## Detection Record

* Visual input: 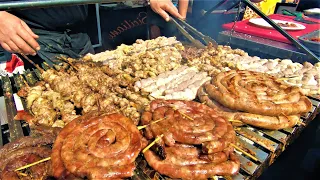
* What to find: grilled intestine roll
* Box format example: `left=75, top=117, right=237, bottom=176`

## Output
left=0, top=131, right=56, bottom=180
left=51, top=112, right=144, bottom=179
left=205, top=70, right=312, bottom=116
left=198, top=70, right=312, bottom=130
left=141, top=100, right=240, bottom=179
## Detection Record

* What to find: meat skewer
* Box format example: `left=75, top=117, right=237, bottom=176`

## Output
left=16, top=81, right=79, bottom=127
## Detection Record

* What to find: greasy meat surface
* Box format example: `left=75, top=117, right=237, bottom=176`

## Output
left=0, top=134, right=55, bottom=180
left=141, top=100, right=240, bottom=179
left=51, top=112, right=143, bottom=179
left=204, top=70, right=312, bottom=116
left=198, top=84, right=299, bottom=130
left=40, top=64, right=144, bottom=125
left=134, top=66, right=211, bottom=100
left=16, top=81, right=79, bottom=128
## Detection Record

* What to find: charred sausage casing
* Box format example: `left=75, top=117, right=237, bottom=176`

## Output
left=141, top=100, right=240, bottom=179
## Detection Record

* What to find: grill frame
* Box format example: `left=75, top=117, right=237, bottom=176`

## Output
left=0, top=66, right=319, bottom=180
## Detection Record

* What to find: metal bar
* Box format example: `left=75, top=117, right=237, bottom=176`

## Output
left=0, top=96, right=4, bottom=146
left=0, top=122, right=2, bottom=147
left=236, top=127, right=279, bottom=152
left=232, top=173, right=248, bottom=180
left=235, top=153, right=259, bottom=175
left=237, top=136, right=269, bottom=163
left=2, top=76, right=24, bottom=142
left=195, top=0, right=228, bottom=25
left=92, top=3, right=102, bottom=48
left=242, top=0, right=320, bottom=62
left=0, top=0, right=123, bottom=11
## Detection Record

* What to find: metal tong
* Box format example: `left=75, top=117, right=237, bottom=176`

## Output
left=169, top=16, right=218, bottom=49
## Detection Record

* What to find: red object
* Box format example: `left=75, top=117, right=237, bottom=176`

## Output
left=5, top=54, right=24, bottom=73
left=222, top=14, right=320, bottom=44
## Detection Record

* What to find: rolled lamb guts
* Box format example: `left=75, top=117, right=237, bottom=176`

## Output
left=141, top=100, right=240, bottom=179
left=0, top=133, right=55, bottom=179
left=51, top=112, right=144, bottom=179
left=205, top=70, right=312, bottom=116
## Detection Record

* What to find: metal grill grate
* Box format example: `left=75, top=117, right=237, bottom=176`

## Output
left=0, top=66, right=319, bottom=180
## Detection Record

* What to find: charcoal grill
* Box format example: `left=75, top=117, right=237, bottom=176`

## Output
left=0, top=64, right=319, bottom=180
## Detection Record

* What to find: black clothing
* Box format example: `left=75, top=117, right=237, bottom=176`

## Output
left=0, top=0, right=88, bottom=32
left=0, top=2, right=93, bottom=65
left=34, top=29, right=94, bottom=64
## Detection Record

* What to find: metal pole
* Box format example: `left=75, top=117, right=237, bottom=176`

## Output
left=242, top=0, right=319, bottom=62
left=92, top=3, right=102, bottom=48
left=194, top=0, right=228, bottom=26
left=0, top=0, right=124, bottom=11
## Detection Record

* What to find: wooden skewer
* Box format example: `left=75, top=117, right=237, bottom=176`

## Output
left=138, top=118, right=166, bottom=130
left=169, top=105, right=194, bottom=121
left=142, top=134, right=164, bottom=153
left=278, top=76, right=300, bottom=81
left=43, top=62, right=51, bottom=68
left=230, top=143, right=258, bottom=162
left=296, top=121, right=306, bottom=126
left=60, top=57, right=79, bottom=71
left=20, top=54, right=44, bottom=73
left=15, top=157, right=51, bottom=171
left=19, top=74, right=30, bottom=88
left=212, top=176, right=219, bottom=180
left=18, top=172, right=28, bottom=177
left=228, top=119, right=243, bottom=123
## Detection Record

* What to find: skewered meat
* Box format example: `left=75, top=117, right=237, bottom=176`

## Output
left=182, top=44, right=230, bottom=76
left=134, top=66, right=211, bottom=101
left=52, top=112, right=144, bottom=179
left=141, top=100, right=240, bottom=179
left=42, top=69, right=100, bottom=113
left=198, top=85, right=299, bottom=130
left=204, top=70, right=312, bottom=116
left=86, top=36, right=183, bottom=62
left=87, top=37, right=183, bottom=84
left=219, top=51, right=320, bottom=97
left=17, top=81, right=79, bottom=127
left=71, top=62, right=145, bottom=123
left=0, top=132, right=56, bottom=180
left=25, top=63, right=143, bottom=125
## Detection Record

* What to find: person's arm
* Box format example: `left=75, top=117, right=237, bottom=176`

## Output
left=0, top=11, right=40, bottom=55
left=178, top=0, right=189, bottom=20
left=149, top=0, right=184, bottom=21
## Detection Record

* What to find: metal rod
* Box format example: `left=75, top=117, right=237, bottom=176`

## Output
left=0, top=0, right=123, bottom=11
left=2, top=76, right=24, bottom=142
left=242, top=0, right=319, bottom=62
left=92, top=3, right=102, bottom=48
left=195, top=0, right=228, bottom=26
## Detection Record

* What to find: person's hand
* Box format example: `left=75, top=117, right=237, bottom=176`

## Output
left=149, top=0, right=184, bottom=21
left=0, top=11, right=40, bottom=55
